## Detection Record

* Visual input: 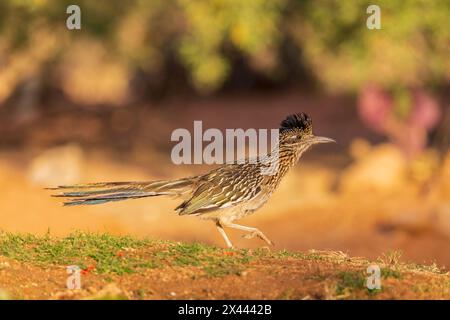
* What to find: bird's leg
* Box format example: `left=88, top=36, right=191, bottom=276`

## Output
left=223, top=222, right=274, bottom=246
left=215, top=221, right=234, bottom=248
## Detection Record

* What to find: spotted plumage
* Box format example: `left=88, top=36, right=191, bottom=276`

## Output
left=49, top=113, right=334, bottom=248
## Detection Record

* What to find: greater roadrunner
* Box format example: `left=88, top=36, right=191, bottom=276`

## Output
left=50, top=113, right=334, bottom=248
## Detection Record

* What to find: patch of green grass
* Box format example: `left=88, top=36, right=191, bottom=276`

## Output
left=271, top=249, right=306, bottom=259
left=0, top=231, right=153, bottom=274
left=0, top=231, right=255, bottom=277
left=381, top=267, right=402, bottom=279
left=158, top=242, right=254, bottom=277
left=335, top=270, right=383, bottom=297
left=0, top=231, right=437, bottom=283
left=335, top=271, right=366, bottom=296
left=413, top=279, right=450, bottom=295
left=335, top=267, right=403, bottom=298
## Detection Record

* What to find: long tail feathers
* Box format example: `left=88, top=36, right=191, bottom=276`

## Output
left=48, top=178, right=194, bottom=206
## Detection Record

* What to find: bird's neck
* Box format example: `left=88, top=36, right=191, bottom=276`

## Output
left=278, top=142, right=310, bottom=166
left=261, top=143, right=309, bottom=179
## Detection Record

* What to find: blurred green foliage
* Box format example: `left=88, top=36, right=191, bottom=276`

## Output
left=0, top=0, right=448, bottom=104
left=292, top=0, right=450, bottom=92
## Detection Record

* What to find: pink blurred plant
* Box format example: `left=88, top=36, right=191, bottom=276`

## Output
left=358, top=84, right=441, bottom=157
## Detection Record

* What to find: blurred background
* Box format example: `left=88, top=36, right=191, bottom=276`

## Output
left=0, top=0, right=450, bottom=268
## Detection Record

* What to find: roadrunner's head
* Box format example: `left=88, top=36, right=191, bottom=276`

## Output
left=279, top=113, right=335, bottom=151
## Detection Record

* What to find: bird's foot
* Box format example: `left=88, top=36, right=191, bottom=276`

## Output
left=243, top=230, right=274, bottom=246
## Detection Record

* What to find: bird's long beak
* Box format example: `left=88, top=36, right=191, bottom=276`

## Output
left=309, top=135, right=336, bottom=145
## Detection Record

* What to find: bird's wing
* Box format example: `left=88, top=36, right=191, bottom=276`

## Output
left=175, top=164, right=264, bottom=215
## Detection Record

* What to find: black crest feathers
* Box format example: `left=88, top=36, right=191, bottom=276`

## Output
left=280, top=113, right=312, bottom=133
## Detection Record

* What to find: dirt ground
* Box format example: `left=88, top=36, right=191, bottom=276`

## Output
left=0, top=243, right=448, bottom=300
